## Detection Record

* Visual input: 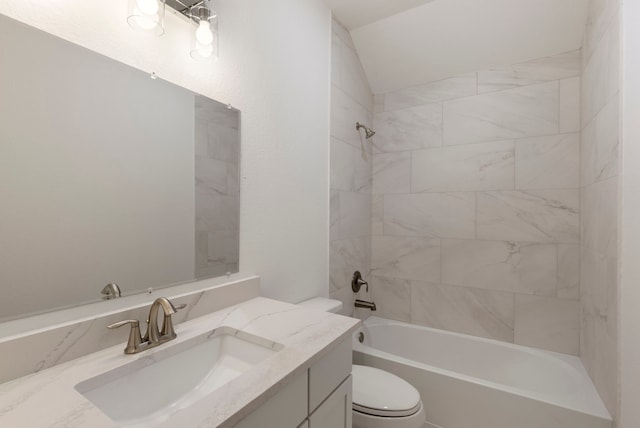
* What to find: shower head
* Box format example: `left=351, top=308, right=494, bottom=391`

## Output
left=356, top=122, right=376, bottom=139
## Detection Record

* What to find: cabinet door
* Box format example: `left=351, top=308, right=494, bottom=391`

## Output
left=309, top=338, right=351, bottom=412
left=234, top=373, right=308, bottom=428
left=309, top=376, right=352, bottom=428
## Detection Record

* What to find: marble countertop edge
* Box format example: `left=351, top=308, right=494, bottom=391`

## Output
left=0, top=297, right=361, bottom=428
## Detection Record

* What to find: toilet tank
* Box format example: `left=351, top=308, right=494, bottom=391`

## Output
left=298, top=297, right=343, bottom=313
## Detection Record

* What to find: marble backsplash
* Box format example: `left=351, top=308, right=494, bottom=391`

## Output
left=0, top=275, right=260, bottom=384
left=371, top=50, right=582, bottom=355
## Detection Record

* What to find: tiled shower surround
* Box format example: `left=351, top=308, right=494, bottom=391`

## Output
left=580, top=0, right=620, bottom=417
left=329, top=5, right=620, bottom=420
left=370, top=51, right=582, bottom=355
left=329, top=18, right=374, bottom=314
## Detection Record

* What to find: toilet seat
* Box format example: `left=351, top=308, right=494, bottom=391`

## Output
left=352, top=365, right=422, bottom=418
left=353, top=402, right=423, bottom=418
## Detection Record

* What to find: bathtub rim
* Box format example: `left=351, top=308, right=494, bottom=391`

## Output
left=353, top=316, right=611, bottom=421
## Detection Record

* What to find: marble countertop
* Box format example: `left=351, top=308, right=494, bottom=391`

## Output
left=0, top=297, right=360, bottom=427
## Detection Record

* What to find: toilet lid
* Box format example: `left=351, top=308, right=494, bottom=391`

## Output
left=352, top=365, right=422, bottom=418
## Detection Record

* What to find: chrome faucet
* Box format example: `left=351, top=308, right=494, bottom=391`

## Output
left=108, top=297, right=186, bottom=355
left=355, top=299, right=377, bottom=311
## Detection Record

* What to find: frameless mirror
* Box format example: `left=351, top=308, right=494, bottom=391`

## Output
left=0, top=14, right=240, bottom=322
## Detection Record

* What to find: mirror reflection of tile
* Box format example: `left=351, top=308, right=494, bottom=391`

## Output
left=0, top=14, right=240, bottom=322
left=195, top=96, right=240, bottom=279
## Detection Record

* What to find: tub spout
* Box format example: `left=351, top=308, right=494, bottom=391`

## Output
left=355, top=299, right=376, bottom=311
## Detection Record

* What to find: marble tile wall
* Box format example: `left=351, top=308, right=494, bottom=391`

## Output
left=329, top=18, right=374, bottom=316
left=371, top=50, right=582, bottom=355
left=579, top=0, right=620, bottom=417
left=195, top=98, right=240, bottom=279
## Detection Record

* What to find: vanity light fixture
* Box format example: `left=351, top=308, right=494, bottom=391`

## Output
left=127, top=0, right=166, bottom=36
left=188, top=1, right=218, bottom=61
left=127, top=0, right=218, bottom=62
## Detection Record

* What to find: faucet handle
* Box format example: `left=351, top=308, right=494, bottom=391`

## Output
left=160, top=303, right=187, bottom=339
left=107, top=320, right=143, bottom=354
left=107, top=319, right=138, bottom=329
left=352, top=271, right=369, bottom=293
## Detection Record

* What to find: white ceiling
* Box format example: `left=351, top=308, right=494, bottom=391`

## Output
left=329, top=0, right=589, bottom=94
left=323, top=0, right=435, bottom=30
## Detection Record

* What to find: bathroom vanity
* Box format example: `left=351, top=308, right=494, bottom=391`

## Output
left=235, top=336, right=353, bottom=428
left=0, top=297, right=359, bottom=427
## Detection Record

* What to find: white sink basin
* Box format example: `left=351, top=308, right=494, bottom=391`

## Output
left=75, top=327, right=283, bottom=427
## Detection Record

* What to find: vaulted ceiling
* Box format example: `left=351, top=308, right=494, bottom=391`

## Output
left=325, top=0, right=589, bottom=94
left=322, top=0, right=435, bottom=30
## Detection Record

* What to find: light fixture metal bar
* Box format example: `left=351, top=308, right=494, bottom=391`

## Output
left=166, top=0, right=207, bottom=21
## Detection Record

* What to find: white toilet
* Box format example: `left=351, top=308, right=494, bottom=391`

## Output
left=299, top=298, right=426, bottom=428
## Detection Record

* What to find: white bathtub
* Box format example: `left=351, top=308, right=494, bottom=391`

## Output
left=352, top=317, right=612, bottom=428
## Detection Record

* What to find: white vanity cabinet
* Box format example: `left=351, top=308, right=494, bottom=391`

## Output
left=235, top=338, right=352, bottom=428
left=308, top=376, right=352, bottom=428
left=233, top=372, right=308, bottom=428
